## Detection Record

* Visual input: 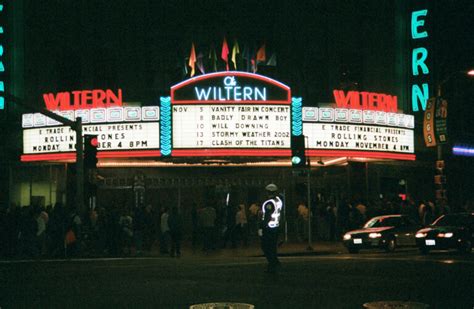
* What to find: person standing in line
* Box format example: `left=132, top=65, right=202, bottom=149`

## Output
left=248, top=202, right=259, bottom=243
left=296, top=202, right=309, bottom=241
left=160, top=207, right=170, bottom=254
left=191, top=203, right=199, bottom=249
left=199, top=203, right=217, bottom=252
left=235, top=204, right=248, bottom=247
left=259, top=183, right=283, bottom=274
left=168, top=206, right=182, bottom=257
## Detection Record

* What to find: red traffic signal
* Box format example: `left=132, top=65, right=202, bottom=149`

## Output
left=84, top=135, right=98, bottom=169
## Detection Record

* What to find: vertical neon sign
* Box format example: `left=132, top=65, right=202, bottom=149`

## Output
left=410, top=8, right=430, bottom=112
left=0, top=3, right=4, bottom=109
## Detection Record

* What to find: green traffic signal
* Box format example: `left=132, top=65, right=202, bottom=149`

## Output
left=292, top=156, right=302, bottom=165
left=291, top=135, right=306, bottom=167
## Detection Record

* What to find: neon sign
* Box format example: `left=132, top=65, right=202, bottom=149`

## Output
left=43, top=89, right=123, bottom=111
left=170, top=72, right=292, bottom=157
left=194, top=76, right=267, bottom=101
left=0, top=3, right=5, bottom=109
left=411, top=8, right=430, bottom=112
left=171, top=71, right=291, bottom=104
left=333, top=90, right=398, bottom=112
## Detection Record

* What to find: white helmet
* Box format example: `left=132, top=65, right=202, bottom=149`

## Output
left=265, top=183, right=278, bottom=192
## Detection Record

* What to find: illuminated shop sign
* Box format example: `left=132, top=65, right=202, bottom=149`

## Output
left=21, top=106, right=161, bottom=162
left=410, top=7, right=430, bottom=112
left=43, top=89, right=123, bottom=111
left=333, top=90, right=398, bottom=113
left=302, top=107, right=415, bottom=160
left=168, top=72, right=293, bottom=157
left=171, top=71, right=291, bottom=103
left=0, top=3, right=5, bottom=109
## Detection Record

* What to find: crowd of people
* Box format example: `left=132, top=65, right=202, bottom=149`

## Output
left=296, top=195, right=474, bottom=242
left=0, top=195, right=473, bottom=259
left=0, top=200, right=257, bottom=259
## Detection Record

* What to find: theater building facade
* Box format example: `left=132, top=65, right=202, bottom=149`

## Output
left=16, top=72, right=427, bottom=228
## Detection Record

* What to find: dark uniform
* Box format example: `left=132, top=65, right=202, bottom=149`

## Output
left=259, top=185, right=283, bottom=273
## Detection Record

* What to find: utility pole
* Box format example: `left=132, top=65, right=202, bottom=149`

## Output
left=306, top=160, right=313, bottom=251
left=6, top=93, right=84, bottom=213
left=305, top=136, right=313, bottom=251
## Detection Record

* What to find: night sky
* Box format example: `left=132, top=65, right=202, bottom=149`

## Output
left=13, top=0, right=474, bottom=120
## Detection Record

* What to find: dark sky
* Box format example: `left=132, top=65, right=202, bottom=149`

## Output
left=17, top=0, right=474, bottom=111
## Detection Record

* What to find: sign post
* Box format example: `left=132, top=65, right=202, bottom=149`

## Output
left=7, top=93, right=85, bottom=213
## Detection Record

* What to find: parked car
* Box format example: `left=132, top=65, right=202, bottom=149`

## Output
left=342, top=215, right=420, bottom=253
left=415, top=213, right=474, bottom=254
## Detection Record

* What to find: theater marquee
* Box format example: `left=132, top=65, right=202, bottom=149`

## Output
left=302, top=107, right=415, bottom=160
left=21, top=79, right=416, bottom=163
left=21, top=104, right=161, bottom=162
left=167, top=71, right=294, bottom=157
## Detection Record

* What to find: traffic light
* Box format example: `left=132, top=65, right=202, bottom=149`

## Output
left=291, top=135, right=307, bottom=167
left=84, top=135, right=98, bottom=169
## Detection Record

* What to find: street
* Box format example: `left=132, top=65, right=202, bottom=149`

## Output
left=1, top=245, right=473, bottom=308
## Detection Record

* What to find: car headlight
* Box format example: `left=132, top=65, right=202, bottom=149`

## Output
left=438, top=232, right=453, bottom=238
left=368, top=233, right=382, bottom=239
left=415, top=232, right=427, bottom=238
left=343, top=233, right=351, bottom=240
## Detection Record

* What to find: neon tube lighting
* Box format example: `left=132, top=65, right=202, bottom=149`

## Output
left=453, top=146, right=474, bottom=156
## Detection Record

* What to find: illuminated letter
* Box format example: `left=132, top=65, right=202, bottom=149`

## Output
left=43, top=92, right=64, bottom=110
left=106, top=89, right=122, bottom=106
left=218, top=87, right=225, bottom=100
left=383, top=95, right=398, bottom=112
left=0, top=81, right=4, bottom=109
left=368, top=93, right=378, bottom=110
left=225, top=86, right=232, bottom=99
left=360, top=92, right=369, bottom=110
left=243, top=87, right=252, bottom=100
left=0, top=5, right=5, bottom=109
left=72, top=91, right=82, bottom=109
left=333, top=90, right=353, bottom=108
left=254, top=88, right=266, bottom=100
left=195, top=87, right=211, bottom=100
left=0, top=45, right=4, bottom=72
left=81, top=90, right=92, bottom=108
left=92, top=89, right=106, bottom=107
left=412, top=47, right=429, bottom=76
left=411, top=10, right=428, bottom=39
left=412, top=83, right=429, bottom=112
left=234, top=86, right=242, bottom=101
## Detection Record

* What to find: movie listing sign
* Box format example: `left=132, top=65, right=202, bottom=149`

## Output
left=23, top=122, right=160, bottom=154
left=172, top=104, right=291, bottom=148
left=304, top=124, right=414, bottom=153
left=302, top=107, right=415, bottom=154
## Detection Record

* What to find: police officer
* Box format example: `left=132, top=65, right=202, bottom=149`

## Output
left=258, top=183, right=283, bottom=273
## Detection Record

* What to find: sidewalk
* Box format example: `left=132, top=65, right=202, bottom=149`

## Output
left=147, top=240, right=346, bottom=259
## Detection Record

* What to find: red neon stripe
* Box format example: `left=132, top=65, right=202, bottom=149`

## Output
left=98, top=150, right=162, bottom=158
left=171, top=71, right=290, bottom=92
left=171, top=100, right=291, bottom=105
left=21, top=153, right=76, bottom=162
left=21, top=150, right=162, bottom=162
left=21, top=149, right=415, bottom=162
left=172, top=149, right=291, bottom=157
left=306, top=150, right=416, bottom=161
